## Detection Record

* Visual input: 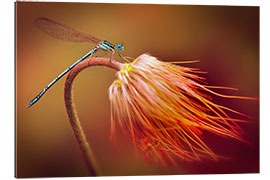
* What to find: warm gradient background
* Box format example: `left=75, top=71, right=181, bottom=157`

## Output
left=16, top=2, right=259, bottom=178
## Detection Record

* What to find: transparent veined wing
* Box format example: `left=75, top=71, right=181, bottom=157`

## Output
left=35, top=17, right=101, bottom=44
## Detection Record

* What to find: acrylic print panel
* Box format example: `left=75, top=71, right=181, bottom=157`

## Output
left=16, top=1, right=259, bottom=178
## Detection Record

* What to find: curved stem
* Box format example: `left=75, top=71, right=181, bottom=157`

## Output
left=64, top=58, right=122, bottom=176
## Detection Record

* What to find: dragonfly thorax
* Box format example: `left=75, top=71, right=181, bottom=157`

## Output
left=99, top=40, right=123, bottom=51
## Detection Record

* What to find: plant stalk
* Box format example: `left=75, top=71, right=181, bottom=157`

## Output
left=64, top=57, right=122, bottom=176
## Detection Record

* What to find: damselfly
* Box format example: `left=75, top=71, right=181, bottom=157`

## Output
left=27, top=17, right=124, bottom=107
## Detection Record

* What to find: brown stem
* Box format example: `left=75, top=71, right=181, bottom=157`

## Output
left=64, top=58, right=122, bottom=176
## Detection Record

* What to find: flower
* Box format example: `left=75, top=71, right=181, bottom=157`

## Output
left=108, top=54, right=253, bottom=165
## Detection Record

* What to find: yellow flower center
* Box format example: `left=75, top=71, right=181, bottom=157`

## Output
left=114, top=79, right=122, bottom=86
left=120, top=63, right=132, bottom=74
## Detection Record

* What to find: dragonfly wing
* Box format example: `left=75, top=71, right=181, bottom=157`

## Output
left=35, top=17, right=101, bottom=44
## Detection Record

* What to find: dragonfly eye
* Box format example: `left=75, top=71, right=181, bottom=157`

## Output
left=116, top=44, right=124, bottom=51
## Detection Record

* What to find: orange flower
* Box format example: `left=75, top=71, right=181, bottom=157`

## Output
left=108, top=54, right=254, bottom=165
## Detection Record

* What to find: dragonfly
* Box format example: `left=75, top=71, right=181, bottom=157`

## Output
left=27, top=17, right=124, bottom=107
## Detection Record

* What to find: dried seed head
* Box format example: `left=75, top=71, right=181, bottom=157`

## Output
left=108, top=54, right=252, bottom=165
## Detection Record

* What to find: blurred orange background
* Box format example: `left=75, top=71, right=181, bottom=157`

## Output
left=16, top=2, right=259, bottom=177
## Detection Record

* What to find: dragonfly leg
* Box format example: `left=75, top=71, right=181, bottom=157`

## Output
left=118, top=51, right=131, bottom=62
left=93, top=46, right=114, bottom=61
left=90, top=47, right=111, bottom=60
left=96, top=47, right=109, bottom=52
left=94, top=51, right=110, bottom=58
left=117, top=51, right=123, bottom=58
left=86, top=47, right=100, bottom=63
left=109, top=50, right=115, bottom=62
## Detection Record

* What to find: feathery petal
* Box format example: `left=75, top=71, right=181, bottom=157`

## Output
left=108, top=54, right=254, bottom=165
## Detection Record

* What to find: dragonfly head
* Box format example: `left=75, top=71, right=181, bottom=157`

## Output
left=115, top=43, right=124, bottom=51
